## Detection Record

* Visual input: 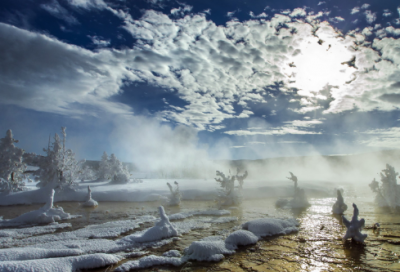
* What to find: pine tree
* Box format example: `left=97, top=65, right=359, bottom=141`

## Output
left=0, top=129, right=27, bottom=193
left=34, top=127, right=85, bottom=191
left=98, top=151, right=109, bottom=180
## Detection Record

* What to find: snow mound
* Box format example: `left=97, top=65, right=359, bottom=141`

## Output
left=82, top=186, right=98, bottom=207
left=119, top=206, right=178, bottom=243
left=0, top=190, right=72, bottom=227
left=225, top=230, right=259, bottom=249
left=0, top=247, right=83, bottom=261
left=183, top=239, right=234, bottom=262
left=241, top=218, right=299, bottom=237
left=115, top=255, right=182, bottom=271
left=163, top=250, right=181, bottom=257
left=0, top=253, right=121, bottom=272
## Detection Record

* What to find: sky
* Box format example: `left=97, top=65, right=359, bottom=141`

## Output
left=1, top=0, right=400, bottom=167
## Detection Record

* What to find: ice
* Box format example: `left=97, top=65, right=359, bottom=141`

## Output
left=241, top=218, right=299, bottom=237
left=118, top=206, right=178, bottom=243
left=225, top=230, right=259, bottom=249
left=0, top=223, right=71, bottom=240
left=0, top=253, right=121, bottom=272
left=82, top=186, right=98, bottom=207
left=342, top=203, right=367, bottom=243
left=163, top=249, right=181, bottom=257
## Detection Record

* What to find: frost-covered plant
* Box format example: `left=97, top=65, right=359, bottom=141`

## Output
left=167, top=181, right=181, bottom=206
left=342, top=203, right=367, bottom=243
left=32, top=127, right=85, bottom=191
left=236, top=169, right=248, bottom=190
left=0, top=129, right=27, bottom=193
left=215, top=170, right=242, bottom=206
left=285, top=172, right=309, bottom=209
left=369, top=164, right=400, bottom=209
left=332, top=189, right=348, bottom=214
left=99, top=152, right=130, bottom=183
left=79, top=165, right=97, bottom=181
left=97, top=151, right=110, bottom=180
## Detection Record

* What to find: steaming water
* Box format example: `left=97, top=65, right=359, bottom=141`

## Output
left=1, top=194, right=400, bottom=271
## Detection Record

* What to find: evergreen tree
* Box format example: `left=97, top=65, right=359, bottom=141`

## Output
left=0, top=129, right=27, bottom=193
left=34, top=127, right=85, bottom=191
left=98, top=151, right=109, bottom=179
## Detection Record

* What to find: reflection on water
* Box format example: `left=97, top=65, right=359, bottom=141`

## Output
left=1, top=195, right=400, bottom=271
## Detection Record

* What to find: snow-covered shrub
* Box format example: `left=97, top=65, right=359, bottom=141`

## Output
left=97, top=151, right=109, bottom=180
left=98, top=152, right=130, bottom=183
left=167, top=181, right=181, bottom=206
left=82, top=186, right=98, bottom=207
left=31, top=127, right=84, bottom=191
left=0, top=129, right=27, bottom=193
left=215, top=169, right=246, bottom=207
left=332, top=189, right=347, bottom=214
left=369, top=164, right=400, bottom=209
left=79, top=165, right=97, bottom=181
left=342, top=203, right=367, bottom=243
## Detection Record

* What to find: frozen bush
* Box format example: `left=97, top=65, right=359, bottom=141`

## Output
left=215, top=169, right=247, bottom=207
left=369, top=164, right=400, bottom=210
left=167, top=181, right=181, bottom=206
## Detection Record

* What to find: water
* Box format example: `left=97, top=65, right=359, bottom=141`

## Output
left=1, top=196, right=400, bottom=271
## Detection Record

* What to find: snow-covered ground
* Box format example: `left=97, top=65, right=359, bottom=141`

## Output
left=0, top=178, right=340, bottom=206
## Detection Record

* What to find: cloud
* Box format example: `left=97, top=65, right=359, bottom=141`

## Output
left=361, top=4, right=370, bottom=10
left=0, top=23, right=131, bottom=117
left=364, top=10, right=376, bottom=24
left=351, top=7, right=360, bottom=14
left=289, top=8, right=307, bottom=18
left=382, top=9, right=392, bottom=17
left=41, top=0, right=79, bottom=25
left=224, top=119, right=323, bottom=136
left=249, top=12, right=268, bottom=19
left=360, top=127, right=400, bottom=148
left=67, top=0, right=107, bottom=10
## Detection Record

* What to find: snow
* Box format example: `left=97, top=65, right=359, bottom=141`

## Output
left=118, top=206, right=178, bottom=243
left=169, top=209, right=230, bottom=221
left=225, top=230, right=259, bottom=249
left=184, top=239, right=234, bottom=261
left=115, top=255, right=182, bottom=271
left=0, top=189, right=75, bottom=227
left=0, top=247, right=83, bottom=261
left=0, top=253, right=121, bottom=272
left=241, top=218, right=299, bottom=237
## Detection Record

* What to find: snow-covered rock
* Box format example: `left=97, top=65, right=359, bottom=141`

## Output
left=184, top=237, right=234, bottom=262
left=225, top=230, right=259, bottom=249
left=0, top=189, right=72, bottom=227
left=241, top=218, right=299, bottom=237
left=118, top=206, right=178, bottom=243
left=0, top=247, right=83, bottom=261
left=342, top=203, right=367, bottom=243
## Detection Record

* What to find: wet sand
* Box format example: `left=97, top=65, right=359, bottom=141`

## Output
left=1, top=195, right=400, bottom=272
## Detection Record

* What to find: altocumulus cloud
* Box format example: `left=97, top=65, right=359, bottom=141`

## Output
left=2, top=6, right=400, bottom=134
